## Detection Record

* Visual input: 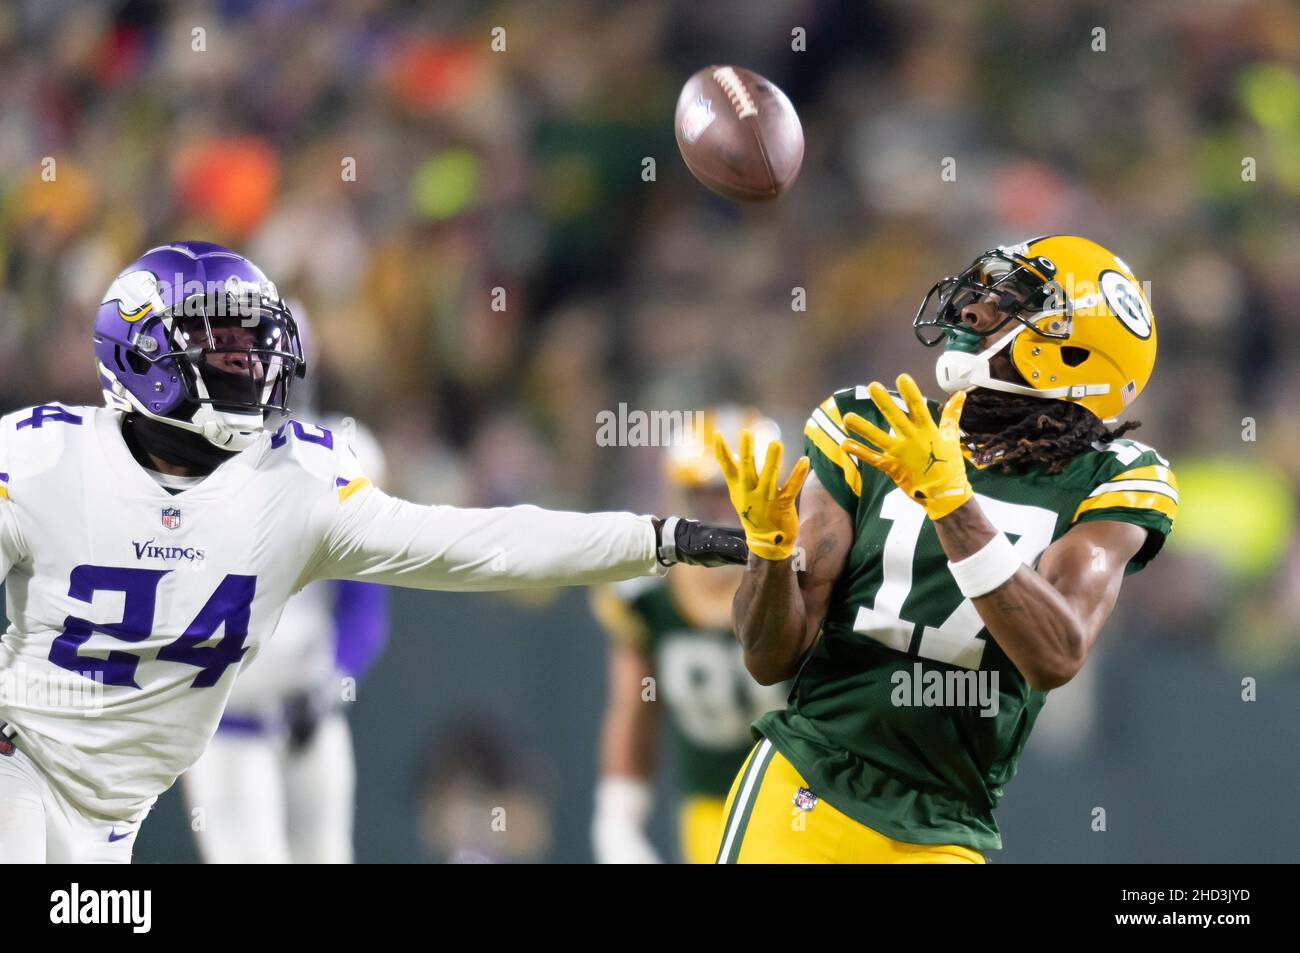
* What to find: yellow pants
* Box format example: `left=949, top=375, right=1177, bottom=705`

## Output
left=715, top=739, right=985, bottom=864
left=679, top=796, right=729, bottom=864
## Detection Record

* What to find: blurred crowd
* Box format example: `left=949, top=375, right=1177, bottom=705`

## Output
left=1, top=0, right=1298, bottom=670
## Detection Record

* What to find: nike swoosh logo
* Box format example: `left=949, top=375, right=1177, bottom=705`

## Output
left=108, top=828, right=134, bottom=843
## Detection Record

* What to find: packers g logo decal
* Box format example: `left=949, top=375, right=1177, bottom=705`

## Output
left=1100, top=270, right=1152, bottom=339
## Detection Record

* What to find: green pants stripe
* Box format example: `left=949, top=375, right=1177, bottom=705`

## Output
left=716, top=738, right=775, bottom=864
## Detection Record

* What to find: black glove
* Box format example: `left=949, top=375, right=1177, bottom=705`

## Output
left=284, top=690, right=332, bottom=753
left=653, top=516, right=749, bottom=567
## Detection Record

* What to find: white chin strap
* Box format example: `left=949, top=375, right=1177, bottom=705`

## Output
left=189, top=407, right=265, bottom=451
left=100, top=363, right=266, bottom=452
left=934, top=324, right=1110, bottom=402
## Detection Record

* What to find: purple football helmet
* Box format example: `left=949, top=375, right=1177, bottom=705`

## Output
left=94, top=241, right=305, bottom=450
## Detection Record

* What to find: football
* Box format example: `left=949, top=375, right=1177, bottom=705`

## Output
left=674, top=65, right=804, bottom=201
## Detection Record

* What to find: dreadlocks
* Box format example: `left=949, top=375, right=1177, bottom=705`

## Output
left=959, top=389, right=1139, bottom=475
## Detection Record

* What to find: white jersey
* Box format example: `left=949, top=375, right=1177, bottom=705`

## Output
left=223, top=417, right=387, bottom=717
left=0, top=404, right=659, bottom=820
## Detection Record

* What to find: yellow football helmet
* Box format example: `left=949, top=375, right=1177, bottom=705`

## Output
left=915, top=235, right=1156, bottom=421
left=666, top=405, right=780, bottom=488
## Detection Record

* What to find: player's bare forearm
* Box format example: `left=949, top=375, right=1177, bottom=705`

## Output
left=933, top=499, right=1084, bottom=689
left=932, top=500, right=1145, bottom=690
left=732, top=553, right=807, bottom=684
left=599, top=645, right=658, bottom=779
left=732, top=473, right=851, bottom=685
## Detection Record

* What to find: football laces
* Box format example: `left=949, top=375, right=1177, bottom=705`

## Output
left=711, top=66, right=758, bottom=120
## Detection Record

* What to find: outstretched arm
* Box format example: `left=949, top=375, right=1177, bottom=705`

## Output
left=309, top=488, right=662, bottom=591
left=306, top=486, right=748, bottom=592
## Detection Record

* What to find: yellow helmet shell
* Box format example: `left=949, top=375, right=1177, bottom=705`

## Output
left=1008, top=235, right=1156, bottom=421
left=665, top=405, right=780, bottom=488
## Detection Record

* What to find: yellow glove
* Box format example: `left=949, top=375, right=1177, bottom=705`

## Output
left=841, top=373, right=973, bottom=520
left=713, top=430, right=810, bottom=561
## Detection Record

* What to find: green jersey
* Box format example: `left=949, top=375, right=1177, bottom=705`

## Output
left=755, top=386, right=1178, bottom=851
left=598, top=577, right=787, bottom=798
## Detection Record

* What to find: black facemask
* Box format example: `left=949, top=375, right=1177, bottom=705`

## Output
left=121, top=414, right=240, bottom=475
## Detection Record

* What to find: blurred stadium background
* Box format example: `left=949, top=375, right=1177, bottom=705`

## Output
left=1, top=0, right=1297, bottom=862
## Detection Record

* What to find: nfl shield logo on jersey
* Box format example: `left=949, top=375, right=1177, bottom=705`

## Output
left=160, top=506, right=182, bottom=531
left=793, top=786, right=819, bottom=811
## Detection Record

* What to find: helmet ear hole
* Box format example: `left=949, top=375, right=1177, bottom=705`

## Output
left=1060, top=346, right=1090, bottom=367
left=126, top=351, right=151, bottom=375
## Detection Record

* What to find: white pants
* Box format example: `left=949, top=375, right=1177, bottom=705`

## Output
left=0, top=745, right=141, bottom=863
left=181, top=711, right=355, bottom=864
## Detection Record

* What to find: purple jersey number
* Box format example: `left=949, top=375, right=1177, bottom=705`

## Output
left=157, top=573, right=255, bottom=687
left=49, top=566, right=166, bottom=688
left=49, top=566, right=256, bottom=688
left=16, top=405, right=84, bottom=430
left=271, top=420, right=333, bottom=450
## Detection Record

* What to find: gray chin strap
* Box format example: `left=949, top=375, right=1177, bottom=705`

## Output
left=934, top=325, right=1111, bottom=403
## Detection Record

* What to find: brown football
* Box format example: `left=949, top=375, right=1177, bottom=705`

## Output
left=674, top=65, right=804, bottom=202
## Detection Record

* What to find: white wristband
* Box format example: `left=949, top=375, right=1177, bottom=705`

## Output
left=947, top=532, right=1024, bottom=599
left=656, top=516, right=680, bottom=565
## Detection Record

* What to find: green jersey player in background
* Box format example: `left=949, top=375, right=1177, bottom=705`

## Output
left=591, top=408, right=787, bottom=864
left=712, top=236, right=1178, bottom=863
